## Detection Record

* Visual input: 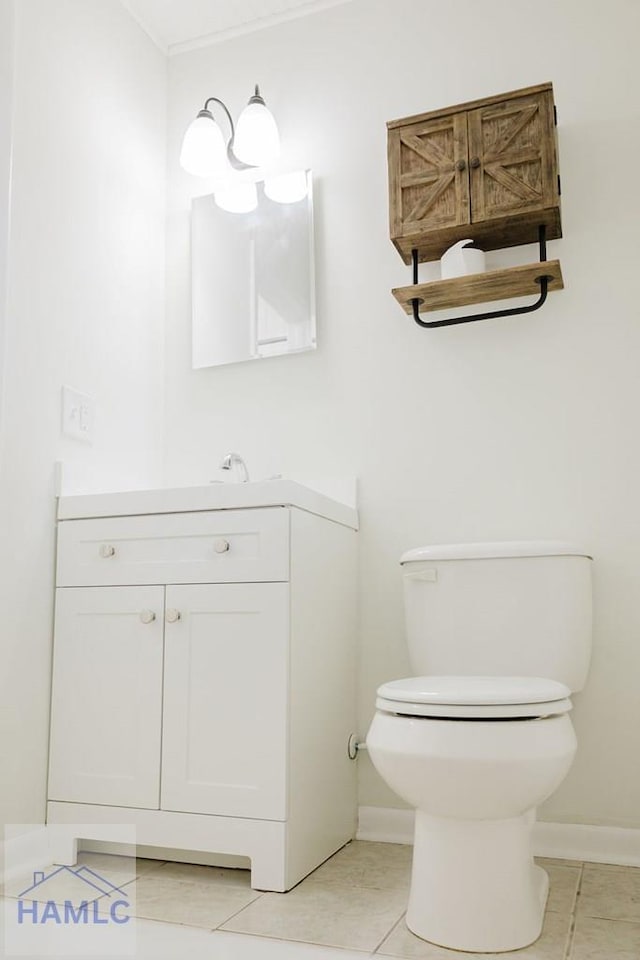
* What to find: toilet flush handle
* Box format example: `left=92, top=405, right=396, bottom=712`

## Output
left=404, top=569, right=438, bottom=582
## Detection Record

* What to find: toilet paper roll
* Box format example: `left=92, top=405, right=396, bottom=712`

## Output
left=440, top=239, right=486, bottom=279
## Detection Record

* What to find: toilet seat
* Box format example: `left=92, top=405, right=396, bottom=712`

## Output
left=376, top=675, right=572, bottom=719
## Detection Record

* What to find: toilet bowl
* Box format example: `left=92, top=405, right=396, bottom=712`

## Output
left=366, top=541, right=592, bottom=953
left=368, top=675, right=577, bottom=953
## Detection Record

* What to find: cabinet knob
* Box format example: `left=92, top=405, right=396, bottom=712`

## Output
left=99, top=544, right=116, bottom=559
left=470, top=156, right=481, bottom=169
left=455, top=159, right=466, bottom=172
left=140, top=610, right=156, bottom=624
left=166, top=608, right=181, bottom=623
left=214, top=538, right=230, bottom=554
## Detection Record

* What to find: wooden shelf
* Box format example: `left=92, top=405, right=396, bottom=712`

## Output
left=392, top=260, right=563, bottom=315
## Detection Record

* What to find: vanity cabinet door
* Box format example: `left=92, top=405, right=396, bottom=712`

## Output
left=48, top=586, right=164, bottom=809
left=161, top=582, right=289, bottom=820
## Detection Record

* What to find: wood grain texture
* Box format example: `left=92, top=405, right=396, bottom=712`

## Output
left=468, top=90, right=559, bottom=225
left=392, top=260, right=563, bottom=314
left=388, top=113, right=469, bottom=239
left=387, top=84, right=562, bottom=265
left=392, top=209, right=562, bottom=264
left=387, top=83, right=553, bottom=129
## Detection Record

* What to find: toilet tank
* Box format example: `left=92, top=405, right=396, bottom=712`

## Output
left=401, top=542, right=592, bottom=692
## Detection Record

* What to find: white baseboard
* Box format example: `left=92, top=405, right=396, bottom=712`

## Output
left=1, top=826, right=50, bottom=885
left=357, top=806, right=640, bottom=868
left=533, top=821, right=640, bottom=867
left=1, top=823, right=137, bottom=887
left=357, top=806, right=415, bottom=845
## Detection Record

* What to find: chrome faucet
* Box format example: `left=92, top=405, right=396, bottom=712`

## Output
left=219, top=452, right=250, bottom=483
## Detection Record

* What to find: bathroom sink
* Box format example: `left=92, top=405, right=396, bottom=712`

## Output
left=57, top=479, right=358, bottom=529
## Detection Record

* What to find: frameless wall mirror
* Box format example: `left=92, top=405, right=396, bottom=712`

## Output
left=191, top=170, right=316, bottom=369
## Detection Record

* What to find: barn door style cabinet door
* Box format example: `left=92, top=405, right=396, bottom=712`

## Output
left=388, top=83, right=564, bottom=320
left=47, top=486, right=358, bottom=892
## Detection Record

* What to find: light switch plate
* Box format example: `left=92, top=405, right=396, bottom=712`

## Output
left=61, top=386, right=94, bottom=444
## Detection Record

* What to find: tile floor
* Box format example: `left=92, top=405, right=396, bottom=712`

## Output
left=2, top=841, right=639, bottom=959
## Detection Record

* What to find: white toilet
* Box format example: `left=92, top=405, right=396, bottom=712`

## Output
left=367, top=541, right=592, bottom=954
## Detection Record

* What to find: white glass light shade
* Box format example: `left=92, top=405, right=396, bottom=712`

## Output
left=214, top=180, right=258, bottom=214
left=264, top=170, right=308, bottom=204
left=233, top=101, right=280, bottom=166
left=180, top=112, right=228, bottom=177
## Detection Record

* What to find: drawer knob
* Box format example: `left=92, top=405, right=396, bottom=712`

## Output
left=470, top=156, right=481, bottom=169
left=214, top=538, right=230, bottom=554
left=166, top=608, right=181, bottom=623
left=99, top=544, right=116, bottom=559
left=140, top=610, right=156, bottom=624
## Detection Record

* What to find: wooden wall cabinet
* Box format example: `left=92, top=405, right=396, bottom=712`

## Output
left=388, top=83, right=561, bottom=265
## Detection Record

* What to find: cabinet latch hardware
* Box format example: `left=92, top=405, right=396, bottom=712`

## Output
left=410, top=225, right=555, bottom=329
left=553, top=104, right=558, bottom=126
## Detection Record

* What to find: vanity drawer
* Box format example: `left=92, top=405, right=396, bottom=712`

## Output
left=57, top=508, right=290, bottom=586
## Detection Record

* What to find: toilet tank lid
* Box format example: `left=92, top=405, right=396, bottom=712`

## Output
left=377, top=675, right=572, bottom=706
left=400, top=541, right=592, bottom=563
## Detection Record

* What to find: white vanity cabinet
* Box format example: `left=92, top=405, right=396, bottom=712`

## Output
left=47, top=484, right=358, bottom=891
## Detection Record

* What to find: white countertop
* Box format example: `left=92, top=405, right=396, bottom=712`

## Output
left=57, top=479, right=359, bottom=530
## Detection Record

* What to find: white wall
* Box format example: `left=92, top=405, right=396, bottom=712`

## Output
left=0, top=0, right=13, bottom=423
left=165, top=0, right=640, bottom=828
left=0, top=0, right=166, bottom=829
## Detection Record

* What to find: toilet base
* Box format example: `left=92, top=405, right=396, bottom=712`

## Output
left=406, top=809, right=548, bottom=953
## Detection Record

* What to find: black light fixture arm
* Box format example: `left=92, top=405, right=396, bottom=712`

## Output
left=410, top=226, right=554, bottom=329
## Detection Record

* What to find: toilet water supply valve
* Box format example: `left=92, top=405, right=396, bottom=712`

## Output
left=347, top=734, right=367, bottom=760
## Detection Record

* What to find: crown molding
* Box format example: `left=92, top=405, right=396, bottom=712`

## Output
left=118, top=0, right=168, bottom=55
left=167, top=0, right=353, bottom=57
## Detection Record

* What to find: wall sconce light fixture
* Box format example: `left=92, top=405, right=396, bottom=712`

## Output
left=180, top=85, right=280, bottom=178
